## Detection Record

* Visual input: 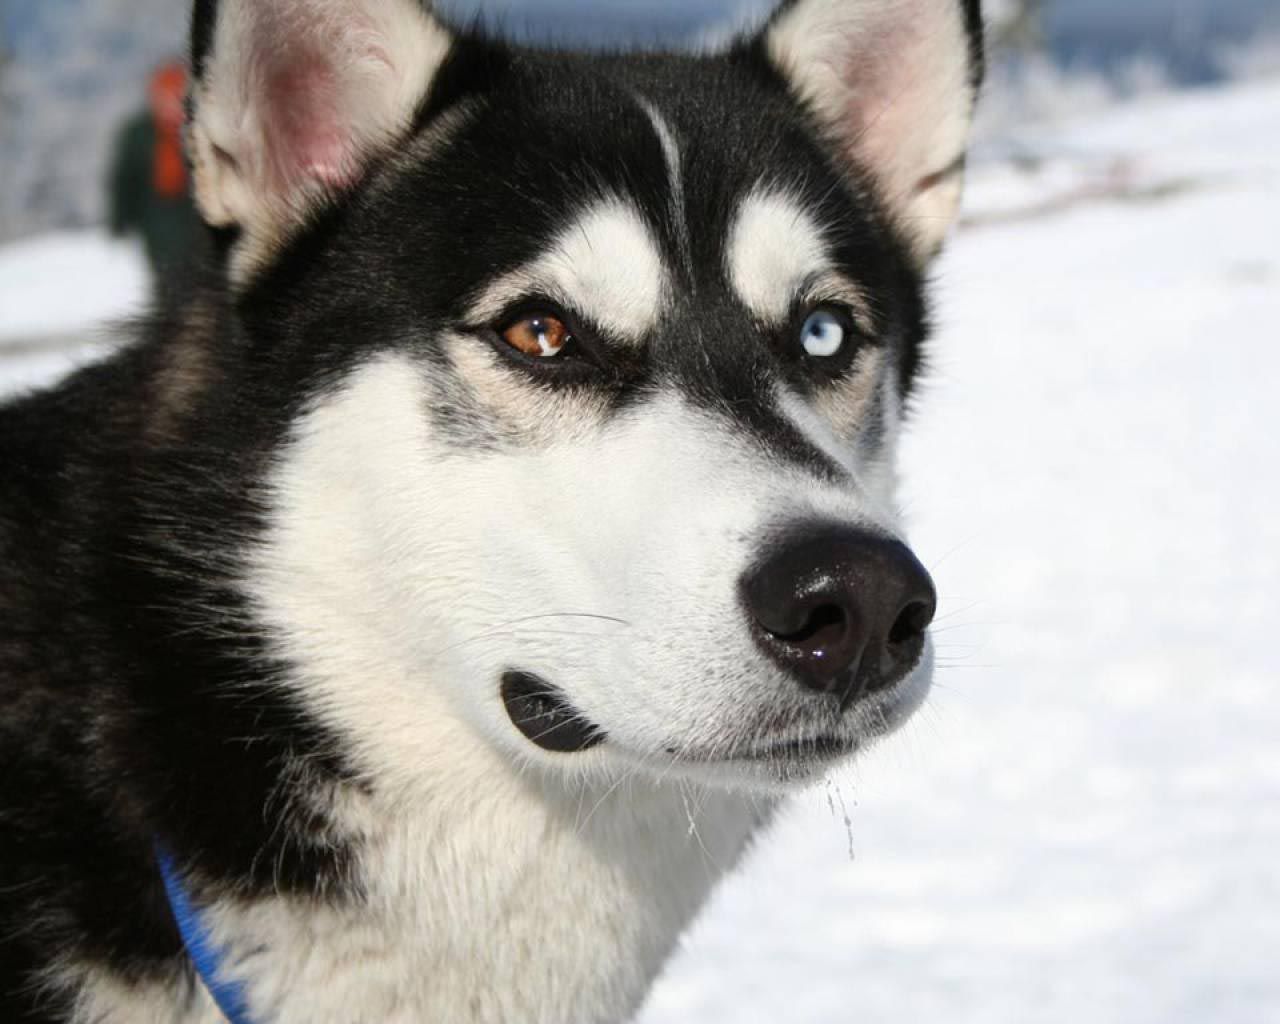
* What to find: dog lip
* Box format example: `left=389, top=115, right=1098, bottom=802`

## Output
left=500, top=671, right=606, bottom=754
left=745, top=733, right=856, bottom=762
left=680, top=732, right=858, bottom=766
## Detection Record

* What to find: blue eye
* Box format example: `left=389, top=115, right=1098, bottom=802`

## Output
left=800, top=309, right=846, bottom=358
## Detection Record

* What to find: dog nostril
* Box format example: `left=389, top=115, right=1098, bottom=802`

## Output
left=888, top=599, right=933, bottom=648
left=771, top=603, right=847, bottom=651
left=754, top=597, right=861, bottom=692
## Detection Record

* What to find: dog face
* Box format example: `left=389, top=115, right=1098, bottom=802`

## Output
left=189, top=0, right=983, bottom=793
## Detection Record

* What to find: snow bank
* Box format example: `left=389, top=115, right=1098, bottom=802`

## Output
left=0, top=231, right=148, bottom=343
left=966, top=77, right=1280, bottom=227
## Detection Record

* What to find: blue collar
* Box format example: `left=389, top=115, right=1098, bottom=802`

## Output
left=156, top=848, right=257, bottom=1024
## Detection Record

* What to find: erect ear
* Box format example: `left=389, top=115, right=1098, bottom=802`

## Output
left=187, top=0, right=451, bottom=266
left=763, top=0, right=984, bottom=264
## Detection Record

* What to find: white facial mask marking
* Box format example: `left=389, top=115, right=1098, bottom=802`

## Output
left=635, top=95, right=693, bottom=271
left=249, top=355, right=921, bottom=796
left=470, top=198, right=668, bottom=344
left=727, top=189, right=830, bottom=322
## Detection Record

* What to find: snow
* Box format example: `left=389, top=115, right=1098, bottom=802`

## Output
left=0, top=230, right=146, bottom=395
left=2, top=78, right=1277, bottom=1023
left=640, top=79, right=1280, bottom=1024
left=0, top=231, right=148, bottom=339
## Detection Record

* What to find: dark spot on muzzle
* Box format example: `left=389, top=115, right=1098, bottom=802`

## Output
left=501, top=671, right=605, bottom=753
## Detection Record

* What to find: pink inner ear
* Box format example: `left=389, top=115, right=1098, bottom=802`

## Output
left=830, top=8, right=968, bottom=199
left=263, top=56, right=361, bottom=196
left=838, top=20, right=915, bottom=158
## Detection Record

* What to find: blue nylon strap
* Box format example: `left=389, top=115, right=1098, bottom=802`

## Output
left=156, top=847, right=257, bottom=1024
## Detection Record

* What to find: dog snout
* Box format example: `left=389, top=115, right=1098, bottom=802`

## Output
left=741, top=526, right=937, bottom=709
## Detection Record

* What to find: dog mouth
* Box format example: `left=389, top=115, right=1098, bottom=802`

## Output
left=748, top=734, right=857, bottom=762
left=501, top=671, right=606, bottom=754
left=500, top=670, right=865, bottom=768
left=499, top=667, right=906, bottom=773
left=680, top=732, right=859, bottom=767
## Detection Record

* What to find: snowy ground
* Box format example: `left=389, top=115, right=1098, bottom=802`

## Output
left=0, top=231, right=147, bottom=392
left=3, top=78, right=1278, bottom=1023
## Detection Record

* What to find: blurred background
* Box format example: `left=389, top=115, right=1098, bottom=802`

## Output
left=1, top=2, right=1278, bottom=1023
left=3, top=0, right=1278, bottom=243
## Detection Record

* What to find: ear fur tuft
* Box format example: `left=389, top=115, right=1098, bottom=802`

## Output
left=187, top=0, right=452, bottom=272
left=764, top=0, right=984, bottom=263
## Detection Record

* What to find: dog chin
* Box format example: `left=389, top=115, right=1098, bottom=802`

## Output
left=500, top=643, right=934, bottom=794
left=664, top=655, right=934, bottom=794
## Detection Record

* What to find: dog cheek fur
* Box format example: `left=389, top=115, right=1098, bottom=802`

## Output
left=247, top=353, right=911, bottom=782
left=225, top=369, right=776, bottom=1016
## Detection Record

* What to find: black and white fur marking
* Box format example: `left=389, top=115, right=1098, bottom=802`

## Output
left=0, top=1, right=983, bottom=1020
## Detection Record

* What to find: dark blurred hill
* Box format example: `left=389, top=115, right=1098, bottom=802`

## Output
left=1047, top=0, right=1279, bottom=82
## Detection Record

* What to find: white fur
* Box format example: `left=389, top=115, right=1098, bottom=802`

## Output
left=251, top=356, right=923, bottom=785
left=65, top=333, right=932, bottom=1019
left=62, top=965, right=221, bottom=1024
left=189, top=778, right=762, bottom=1023
left=470, top=198, right=669, bottom=343
left=727, top=189, right=874, bottom=332
left=766, top=0, right=977, bottom=262
left=202, top=348, right=929, bottom=1020
left=636, top=96, right=693, bottom=270
left=727, top=188, right=832, bottom=321
left=188, top=0, right=452, bottom=278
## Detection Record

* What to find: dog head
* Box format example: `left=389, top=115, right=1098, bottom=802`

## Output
left=186, top=0, right=983, bottom=792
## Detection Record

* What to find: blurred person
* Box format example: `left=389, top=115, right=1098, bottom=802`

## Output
left=107, top=59, right=200, bottom=292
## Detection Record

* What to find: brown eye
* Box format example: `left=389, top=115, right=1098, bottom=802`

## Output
left=501, top=313, right=571, bottom=358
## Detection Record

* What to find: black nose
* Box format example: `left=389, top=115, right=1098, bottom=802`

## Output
left=741, top=526, right=937, bottom=709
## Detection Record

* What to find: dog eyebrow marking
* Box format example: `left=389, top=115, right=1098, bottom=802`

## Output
left=728, top=189, right=833, bottom=323
left=635, top=95, right=693, bottom=275
left=469, top=198, right=668, bottom=344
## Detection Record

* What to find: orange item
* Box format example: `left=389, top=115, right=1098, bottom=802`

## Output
left=150, top=61, right=189, bottom=199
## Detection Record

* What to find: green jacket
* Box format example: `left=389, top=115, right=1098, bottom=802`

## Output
left=107, top=112, right=201, bottom=280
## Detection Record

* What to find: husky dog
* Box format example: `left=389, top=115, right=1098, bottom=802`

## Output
left=0, top=0, right=983, bottom=1020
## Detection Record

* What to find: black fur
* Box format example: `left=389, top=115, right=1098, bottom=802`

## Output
left=0, top=3, right=982, bottom=1018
